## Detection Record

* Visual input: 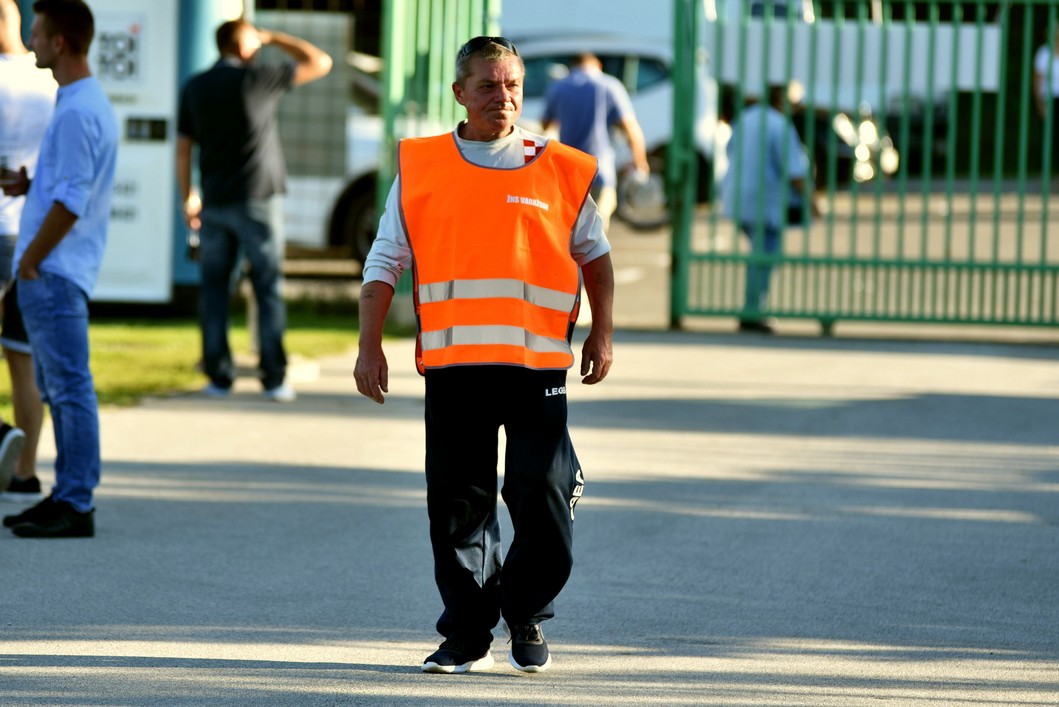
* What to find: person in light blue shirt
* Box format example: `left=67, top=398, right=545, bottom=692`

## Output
left=0, top=0, right=117, bottom=539
left=722, top=83, right=815, bottom=333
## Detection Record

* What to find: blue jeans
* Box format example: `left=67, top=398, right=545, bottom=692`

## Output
left=18, top=272, right=100, bottom=512
left=740, top=222, right=782, bottom=319
left=198, top=198, right=287, bottom=390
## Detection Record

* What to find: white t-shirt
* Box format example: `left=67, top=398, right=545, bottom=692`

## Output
left=1034, top=44, right=1059, bottom=101
left=0, top=53, right=57, bottom=236
left=362, top=124, right=611, bottom=287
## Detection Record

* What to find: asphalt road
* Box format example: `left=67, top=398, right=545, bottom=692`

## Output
left=1, top=218, right=1058, bottom=705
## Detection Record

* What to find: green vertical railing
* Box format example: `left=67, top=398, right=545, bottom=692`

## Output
left=671, top=0, right=1059, bottom=332
left=669, top=0, right=700, bottom=326
left=379, top=0, right=499, bottom=306
left=379, top=0, right=500, bottom=206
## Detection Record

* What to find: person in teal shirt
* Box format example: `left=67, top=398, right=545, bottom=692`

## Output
left=722, top=83, right=816, bottom=333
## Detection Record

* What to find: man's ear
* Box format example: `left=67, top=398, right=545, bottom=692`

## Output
left=452, top=81, right=465, bottom=106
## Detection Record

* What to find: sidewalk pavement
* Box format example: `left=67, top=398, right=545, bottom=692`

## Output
left=1, top=323, right=1057, bottom=705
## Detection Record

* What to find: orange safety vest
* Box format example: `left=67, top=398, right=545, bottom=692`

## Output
left=399, top=133, right=598, bottom=374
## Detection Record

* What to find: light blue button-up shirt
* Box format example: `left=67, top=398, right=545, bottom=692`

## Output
left=16, top=75, right=118, bottom=296
left=721, top=103, right=809, bottom=230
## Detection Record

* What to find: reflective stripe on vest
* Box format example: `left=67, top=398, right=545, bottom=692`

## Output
left=418, top=278, right=577, bottom=312
left=399, top=133, right=598, bottom=374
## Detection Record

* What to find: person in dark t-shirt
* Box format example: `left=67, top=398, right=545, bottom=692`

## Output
left=176, top=18, right=331, bottom=402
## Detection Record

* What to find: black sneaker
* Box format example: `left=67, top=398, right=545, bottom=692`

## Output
left=737, top=319, right=775, bottom=334
left=0, top=423, right=26, bottom=493
left=3, top=495, right=59, bottom=528
left=422, top=638, right=494, bottom=674
left=507, top=623, right=551, bottom=673
left=11, top=500, right=94, bottom=538
left=1, top=475, right=43, bottom=503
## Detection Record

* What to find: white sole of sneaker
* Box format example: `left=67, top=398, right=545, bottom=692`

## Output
left=508, top=653, right=552, bottom=673
left=0, top=429, right=26, bottom=492
left=0, top=491, right=44, bottom=504
left=422, top=653, right=495, bottom=674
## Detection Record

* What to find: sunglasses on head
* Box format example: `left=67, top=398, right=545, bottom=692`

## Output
left=457, top=36, right=519, bottom=59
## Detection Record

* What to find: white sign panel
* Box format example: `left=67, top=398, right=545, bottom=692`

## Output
left=88, top=0, right=178, bottom=302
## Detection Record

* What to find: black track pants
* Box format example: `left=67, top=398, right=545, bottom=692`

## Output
left=424, top=365, right=583, bottom=648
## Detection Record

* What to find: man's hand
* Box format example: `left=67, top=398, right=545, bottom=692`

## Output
left=1, top=166, right=29, bottom=197
left=261, top=29, right=333, bottom=86
left=354, top=345, right=389, bottom=404
left=17, top=258, right=39, bottom=281
left=580, top=328, right=613, bottom=385
left=183, top=191, right=202, bottom=231
left=355, top=281, right=396, bottom=404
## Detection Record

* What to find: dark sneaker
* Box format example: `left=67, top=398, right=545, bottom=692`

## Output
left=422, top=638, right=494, bottom=674
left=0, top=423, right=26, bottom=492
left=1, top=475, right=43, bottom=503
left=737, top=319, right=775, bottom=334
left=3, top=495, right=59, bottom=528
left=508, top=623, right=551, bottom=673
left=10, top=500, right=94, bottom=538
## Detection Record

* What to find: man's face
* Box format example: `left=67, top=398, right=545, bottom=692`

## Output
left=453, top=55, right=523, bottom=141
left=29, top=16, right=59, bottom=70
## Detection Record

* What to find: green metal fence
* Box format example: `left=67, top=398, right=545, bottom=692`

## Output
left=670, top=0, right=1059, bottom=333
left=379, top=0, right=501, bottom=210
left=379, top=0, right=499, bottom=307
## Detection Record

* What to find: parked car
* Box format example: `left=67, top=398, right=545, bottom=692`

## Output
left=327, top=105, right=383, bottom=264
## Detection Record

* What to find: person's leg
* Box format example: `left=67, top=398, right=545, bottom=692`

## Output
left=1051, top=97, right=1059, bottom=185
left=1, top=281, right=43, bottom=486
left=498, top=368, right=580, bottom=672
left=741, top=222, right=765, bottom=317
left=499, top=368, right=580, bottom=628
left=234, top=198, right=287, bottom=391
left=198, top=208, right=240, bottom=389
left=0, top=236, right=22, bottom=492
left=17, top=273, right=99, bottom=514
left=6, top=349, right=41, bottom=482
left=424, top=367, right=503, bottom=650
left=741, top=222, right=781, bottom=324
left=758, top=223, right=782, bottom=309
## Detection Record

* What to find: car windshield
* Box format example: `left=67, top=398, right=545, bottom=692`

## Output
left=521, top=52, right=670, bottom=99
left=523, top=55, right=574, bottom=98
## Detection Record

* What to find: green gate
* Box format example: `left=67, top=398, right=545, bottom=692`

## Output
left=670, top=0, right=1059, bottom=333
left=379, top=0, right=499, bottom=310
left=379, top=0, right=501, bottom=207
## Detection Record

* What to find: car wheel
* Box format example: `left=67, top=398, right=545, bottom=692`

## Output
left=330, top=184, right=377, bottom=263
